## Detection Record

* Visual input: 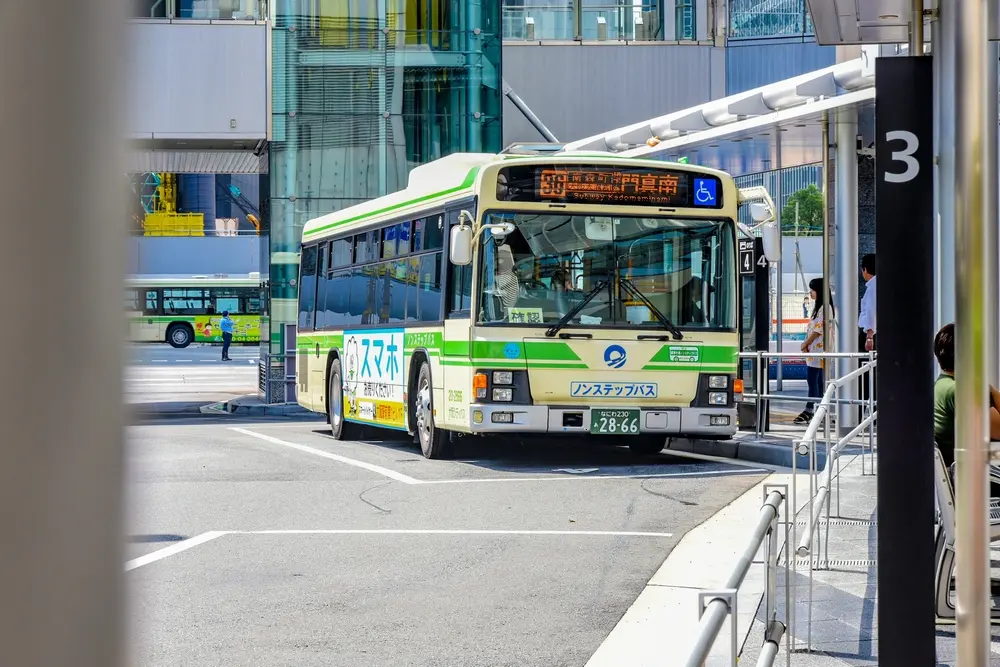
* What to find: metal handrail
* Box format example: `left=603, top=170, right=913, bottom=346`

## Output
left=796, top=408, right=878, bottom=556
left=684, top=489, right=785, bottom=667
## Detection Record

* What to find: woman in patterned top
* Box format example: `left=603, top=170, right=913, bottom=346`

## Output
left=795, top=278, right=837, bottom=425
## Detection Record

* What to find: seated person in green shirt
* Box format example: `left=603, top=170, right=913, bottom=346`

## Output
left=933, top=322, right=1000, bottom=469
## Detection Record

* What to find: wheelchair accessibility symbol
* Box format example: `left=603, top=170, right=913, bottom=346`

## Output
left=693, top=178, right=717, bottom=207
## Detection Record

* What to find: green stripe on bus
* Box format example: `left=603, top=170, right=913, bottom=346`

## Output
left=646, top=344, right=738, bottom=365
left=442, top=360, right=589, bottom=369
left=642, top=363, right=737, bottom=372
left=440, top=340, right=582, bottom=362
left=302, top=167, right=481, bottom=240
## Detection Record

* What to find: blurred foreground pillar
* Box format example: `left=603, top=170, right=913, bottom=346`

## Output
left=0, top=2, right=126, bottom=667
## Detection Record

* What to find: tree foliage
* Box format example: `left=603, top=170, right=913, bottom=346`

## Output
left=780, top=184, right=824, bottom=236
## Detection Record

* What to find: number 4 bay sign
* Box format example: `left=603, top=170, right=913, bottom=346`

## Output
left=342, top=328, right=407, bottom=429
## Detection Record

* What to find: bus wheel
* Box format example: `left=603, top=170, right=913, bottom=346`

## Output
left=328, top=358, right=360, bottom=441
left=166, top=324, right=192, bottom=349
left=414, top=361, right=452, bottom=459
left=628, top=436, right=665, bottom=456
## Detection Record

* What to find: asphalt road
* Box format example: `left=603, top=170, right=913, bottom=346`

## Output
left=126, top=420, right=769, bottom=667
left=126, top=343, right=260, bottom=408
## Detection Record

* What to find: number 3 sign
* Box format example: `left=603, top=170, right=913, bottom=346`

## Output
left=884, top=130, right=920, bottom=183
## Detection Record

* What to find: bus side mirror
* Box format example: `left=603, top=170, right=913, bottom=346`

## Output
left=759, top=221, right=781, bottom=263
left=450, top=223, right=473, bottom=266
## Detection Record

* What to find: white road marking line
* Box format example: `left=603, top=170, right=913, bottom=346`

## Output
left=230, top=427, right=423, bottom=485
left=418, top=467, right=768, bottom=485
left=241, top=529, right=673, bottom=538
left=124, top=531, right=227, bottom=572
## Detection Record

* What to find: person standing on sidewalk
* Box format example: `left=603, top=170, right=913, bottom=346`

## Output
left=795, top=278, right=836, bottom=424
left=220, top=310, right=235, bottom=362
left=857, top=254, right=877, bottom=417
left=858, top=254, right=877, bottom=352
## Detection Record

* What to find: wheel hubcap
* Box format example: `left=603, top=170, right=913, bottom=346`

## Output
left=414, top=380, right=432, bottom=443
left=172, top=329, right=186, bottom=344
left=331, top=374, right=342, bottom=428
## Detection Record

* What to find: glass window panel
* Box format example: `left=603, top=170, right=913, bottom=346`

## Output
left=476, top=213, right=735, bottom=329
left=356, top=231, right=380, bottom=264
left=125, top=288, right=140, bottom=311
left=144, top=290, right=159, bottom=315
left=298, top=244, right=319, bottom=330
left=381, top=225, right=398, bottom=259
left=331, top=239, right=353, bottom=267
left=448, top=264, right=473, bottom=314
left=407, top=252, right=443, bottom=322
left=162, top=289, right=209, bottom=315
left=413, top=215, right=444, bottom=252
left=315, top=244, right=330, bottom=329
left=350, top=265, right=381, bottom=325
left=326, top=269, right=355, bottom=328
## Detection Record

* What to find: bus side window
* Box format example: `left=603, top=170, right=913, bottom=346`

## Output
left=448, top=264, right=472, bottom=316
left=125, top=289, right=140, bottom=311
left=144, top=290, right=159, bottom=315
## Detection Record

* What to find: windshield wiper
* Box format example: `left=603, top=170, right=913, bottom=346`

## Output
left=545, top=280, right=608, bottom=338
left=618, top=278, right=684, bottom=340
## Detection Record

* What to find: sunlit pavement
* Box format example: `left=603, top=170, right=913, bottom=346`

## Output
left=127, top=419, right=769, bottom=667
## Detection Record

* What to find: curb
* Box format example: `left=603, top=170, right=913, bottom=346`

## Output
left=666, top=436, right=865, bottom=469
left=223, top=399, right=316, bottom=418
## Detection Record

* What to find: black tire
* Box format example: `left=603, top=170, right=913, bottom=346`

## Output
left=628, top=436, right=666, bottom=456
left=328, top=358, right=361, bottom=441
left=166, top=324, right=193, bottom=349
left=413, top=361, right=452, bottom=459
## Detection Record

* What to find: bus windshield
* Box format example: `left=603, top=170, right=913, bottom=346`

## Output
left=476, top=212, right=736, bottom=330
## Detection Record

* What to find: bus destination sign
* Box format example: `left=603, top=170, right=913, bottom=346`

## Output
left=496, top=164, right=723, bottom=208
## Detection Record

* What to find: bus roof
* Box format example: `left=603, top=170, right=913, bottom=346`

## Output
left=300, top=151, right=732, bottom=242
left=125, top=274, right=261, bottom=288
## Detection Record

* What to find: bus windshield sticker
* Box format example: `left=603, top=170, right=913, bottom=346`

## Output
left=668, top=346, right=701, bottom=363
left=570, top=382, right=657, bottom=398
left=343, top=328, right=406, bottom=428
left=508, top=307, right=544, bottom=324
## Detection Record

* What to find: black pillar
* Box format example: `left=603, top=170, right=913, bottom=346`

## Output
left=874, top=55, right=936, bottom=665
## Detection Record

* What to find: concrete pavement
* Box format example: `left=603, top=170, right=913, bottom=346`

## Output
left=126, top=420, right=770, bottom=666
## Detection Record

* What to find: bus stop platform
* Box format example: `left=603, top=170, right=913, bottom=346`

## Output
left=733, top=453, right=1000, bottom=667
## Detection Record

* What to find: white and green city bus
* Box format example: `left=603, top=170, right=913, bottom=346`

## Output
left=126, top=275, right=262, bottom=348
left=295, top=151, right=775, bottom=458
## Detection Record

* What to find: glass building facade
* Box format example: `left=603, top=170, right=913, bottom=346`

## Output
left=263, top=0, right=503, bottom=396
left=501, top=0, right=677, bottom=41
left=727, top=0, right=812, bottom=39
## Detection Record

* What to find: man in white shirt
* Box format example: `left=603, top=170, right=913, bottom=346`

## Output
left=857, top=254, right=877, bottom=413
left=858, top=254, right=877, bottom=351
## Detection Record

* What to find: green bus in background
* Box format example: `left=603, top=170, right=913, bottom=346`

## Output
left=126, top=275, right=262, bottom=348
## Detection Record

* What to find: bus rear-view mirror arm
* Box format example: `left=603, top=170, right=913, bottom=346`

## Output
left=449, top=210, right=515, bottom=266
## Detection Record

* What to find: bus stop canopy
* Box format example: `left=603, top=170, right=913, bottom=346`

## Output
left=560, top=55, right=875, bottom=176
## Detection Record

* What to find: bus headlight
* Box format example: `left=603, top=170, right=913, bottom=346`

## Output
left=493, top=388, right=514, bottom=402
left=492, top=371, right=513, bottom=385
left=708, top=375, right=728, bottom=389
left=709, top=392, right=728, bottom=405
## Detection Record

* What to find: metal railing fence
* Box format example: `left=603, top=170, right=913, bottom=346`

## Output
left=683, top=488, right=789, bottom=667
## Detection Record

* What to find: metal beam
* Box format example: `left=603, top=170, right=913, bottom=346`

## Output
left=298, top=48, right=467, bottom=68
left=954, top=0, right=992, bottom=657
left=835, top=107, right=859, bottom=432
left=503, top=78, right=558, bottom=143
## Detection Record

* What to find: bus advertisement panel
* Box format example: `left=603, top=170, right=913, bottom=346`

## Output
left=193, top=315, right=261, bottom=343
left=342, top=328, right=407, bottom=429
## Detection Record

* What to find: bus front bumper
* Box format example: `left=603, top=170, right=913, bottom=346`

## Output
left=466, top=404, right=737, bottom=438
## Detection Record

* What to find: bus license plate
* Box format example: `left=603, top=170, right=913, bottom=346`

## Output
left=590, top=409, right=640, bottom=435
